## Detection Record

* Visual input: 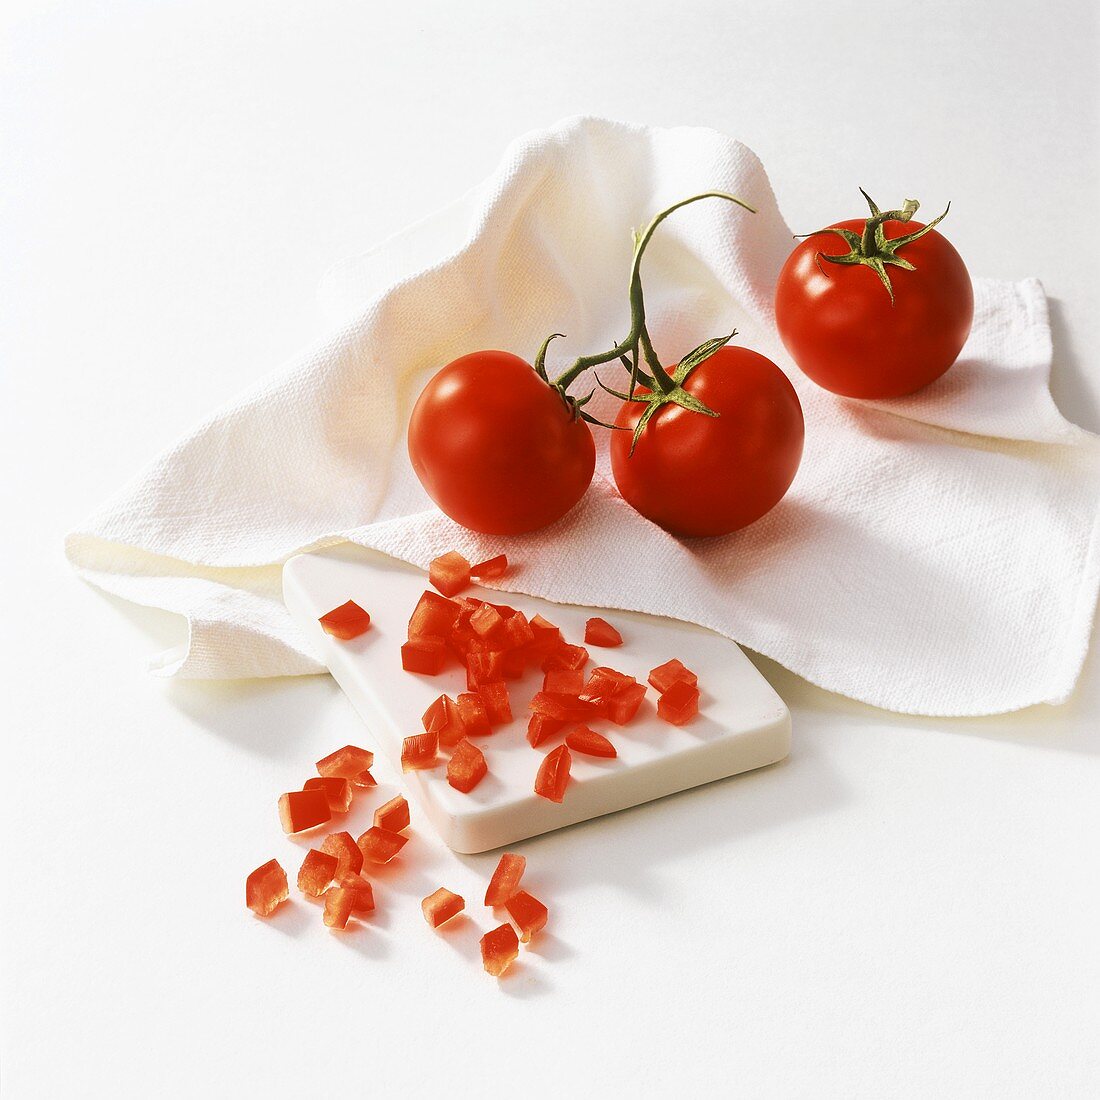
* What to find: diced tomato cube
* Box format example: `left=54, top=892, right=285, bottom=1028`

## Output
left=447, top=738, right=488, bottom=793
left=469, top=602, right=505, bottom=643
left=277, top=788, right=332, bottom=835
left=543, top=668, right=585, bottom=695
left=401, top=731, right=439, bottom=771
left=471, top=554, right=507, bottom=579
left=648, top=658, right=698, bottom=694
left=657, top=680, right=700, bottom=725
left=401, top=637, right=448, bottom=675
left=480, top=923, right=520, bottom=977
left=528, top=614, right=561, bottom=654
left=303, top=776, right=353, bottom=813
left=408, top=590, right=462, bottom=641
left=541, top=642, right=589, bottom=672
left=357, top=826, right=408, bottom=864
left=323, top=878, right=373, bottom=928
left=501, top=647, right=526, bottom=679
left=337, top=873, right=375, bottom=914
left=505, top=890, right=548, bottom=942
left=565, top=725, right=617, bottom=758
left=527, top=713, right=565, bottom=747
left=422, top=693, right=464, bottom=746
left=583, top=666, right=636, bottom=697
left=318, top=600, right=371, bottom=641
left=374, top=795, right=410, bottom=833
left=606, top=681, right=647, bottom=725
left=456, top=692, right=492, bottom=736
left=528, top=691, right=598, bottom=723
left=534, top=744, right=571, bottom=803
left=246, top=859, right=288, bottom=917
left=498, top=612, right=534, bottom=651
left=297, top=848, right=339, bottom=897
left=422, top=887, right=465, bottom=928
left=351, top=768, right=376, bottom=788
left=484, top=852, right=526, bottom=906
left=316, top=744, right=374, bottom=779
left=478, top=681, right=512, bottom=725
left=466, top=650, right=503, bottom=689
left=323, top=887, right=353, bottom=929
left=584, top=616, right=623, bottom=647
left=321, top=831, right=363, bottom=877
left=429, top=551, right=472, bottom=597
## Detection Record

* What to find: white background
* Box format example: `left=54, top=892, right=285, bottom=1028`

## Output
left=2, top=2, right=1098, bottom=1097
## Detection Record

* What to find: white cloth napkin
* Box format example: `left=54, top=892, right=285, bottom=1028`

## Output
left=66, top=116, right=1100, bottom=716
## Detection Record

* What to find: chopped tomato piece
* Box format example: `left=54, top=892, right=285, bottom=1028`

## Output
left=584, top=616, right=623, bottom=647
left=318, top=600, right=371, bottom=640
left=407, top=590, right=462, bottom=641
left=657, top=680, right=700, bottom=725
left=648, top=658, right=698, bottom=694
left=422, top=887, right=465, bottom=928
left=471, top=554, right=508, bottom=579
left=527, top=713, right=565, bottom=747
left=447, top=738, right=488, bottom=793
left=565, top=725, right=617, bottom=758
left=498, top=612, right=534, bottom=651
left=505, top=890, right=548, bottom=942
left=606, top=681, right=647, bottom=725
left=422, top=693, right=465, bottom=747
left=469, top=602, right=505, bottom=643
left=478, top=681, right=512, bottom=725
left=528, top=613, right=561, bottom=652
left=356, top=826, right=408, bottom=864
left=541, top=642, right=589, bottom=672
left=246, top=859, right=288, bottom=917
left=337, top=873, right=375, bottom=914
left=321, top=831, right=363, bottom=877
left=429, top=551, right=472, bottom=597
left=401, top=637, right=448, bottom=675
left=466, top=650, right=503, bottom=689
left=528, top=691, right=599, bottom=723
left=501, top=647, right=526, bottom=679
left=401, top=731, right=439, bottom=771
left=303, top=776, right=353, bottom=813
left=277, top=789, right=332, bottom=835
left=374, top=795, right=410, bottom=833
left=351, top=768, right=376, bottom=788
left=484, top=852, right=526, bottom=906
left=534, top=744, right=571, bottom=803
left=543, top=668, right=585, bottom=695
left=297, top=848, right=339, bottom=897
left=480, top=923, right=520, bottom=977
left=316, top=744, right=374, bottom=780
left=582, top=666, right=636, bottom=697
left=456, top=692, right=492, bottom=736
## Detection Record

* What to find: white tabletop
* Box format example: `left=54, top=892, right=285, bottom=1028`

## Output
left=2, top=2, right=1098, bottom=1097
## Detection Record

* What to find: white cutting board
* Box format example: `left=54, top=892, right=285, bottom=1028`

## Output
left=283, top=543, right=790, bottom=853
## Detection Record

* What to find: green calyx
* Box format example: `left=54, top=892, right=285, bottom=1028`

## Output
left=534, top=191, right=756, bottom=429
left=805, top=189, right=950, bottom=303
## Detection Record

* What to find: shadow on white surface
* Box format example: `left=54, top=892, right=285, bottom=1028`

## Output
left=1049, top=297, right=1100, bottom=435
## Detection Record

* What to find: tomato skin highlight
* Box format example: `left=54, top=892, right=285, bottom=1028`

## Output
left=408, top=351, right=596, bottom=535
left=775, top=218, right=974, bottom=398
left=610, top=347, right=804, bottom=538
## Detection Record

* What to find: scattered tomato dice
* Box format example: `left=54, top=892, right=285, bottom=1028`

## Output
left=303, top=776, right=353, bottom=813
left=323, top=887, right=354, bottom=929
left=447, top=738, right=488, bottom=793
left=246, top=859, right=288, bottom=917
left=401, top=637, right=448, bottom=675
left=543, top=667, right=585, bottom=695
left=407, top=590, right=462, bottom=641
left=606, top=681, right=647, bottom=725
left=466, top=650, right=503, bottom=689
left=566, top=725, right=617, bottom=758
left=422, top=887, right=465, bottom=928
left=469, top=602, right=505, bottom=642
left=505, top=890, right=548, bottom=942
left=297, top=848, right=339, bottom=897
left=277, top=788, right=332, bottom=835
left=316, top=744, right=374, bottom=780
left=429, top=551, right=472, bottom=597
left=321, top=831, right=364, bottom=877
left=471, top=554, right=507, bottom=579
left=357, top=826, right=408, bottom=864
left=478, top=681, right=512, bottom=725
left=480, top=923, right=520, bottom=977
left=584, top=616, right=623, bottom=647
left=456, top=692, right=491, bottom=736
left=337, top=873, right=375, bottom=914
left=657, top=679, right=700, bottom=725
left=484, top=853, right=526, bottom=906
left=318, top=600, right=371, bottom=640
left=401, top=731, right=439, bottom=771
left=422, top=694, right=465, bottom=746
left=374, top=795, right=410, bottom=833
left=527, top=713, right=565, bottom=747
left=528, top=691, right=598, bottom=723
left=648, top=658, right=698, bottom=694
left=534, top=744, right=572, bottom=803
left=542, top=642, right=589, bottom=672
left=498, top=612, right=534, bottom=651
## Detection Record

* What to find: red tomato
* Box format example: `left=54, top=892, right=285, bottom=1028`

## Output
left=408, top=351, right=595, bottom=535
left=775, top=213, right=973, bottom=399
left=610, top=347, right=804, bottom=537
